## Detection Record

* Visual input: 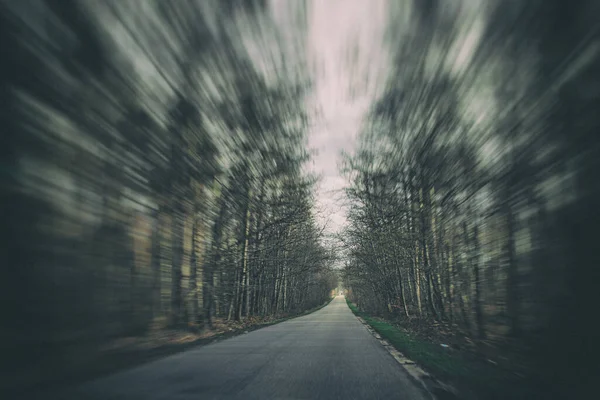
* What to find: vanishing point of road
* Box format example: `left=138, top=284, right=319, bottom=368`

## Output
left=58, top=296, right=429, bottom=400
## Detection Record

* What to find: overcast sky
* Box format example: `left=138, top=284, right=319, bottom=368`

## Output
left=269, top=0, right=489, bottom=236
left=287, top=0, right=391, bottom=234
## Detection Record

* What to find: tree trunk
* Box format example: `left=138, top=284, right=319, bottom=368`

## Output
left=445, top=241, right=454, bottom=323
left=505, top=202, right=520, bottom=336
left=415, top=242, right=423, bottom=317
left=396, top=263, right=410, bottom=318
left=248, top=189, right=265, bottom=316
left=205, top=182, right=227, bottom=327
left=236, top=187, right=252, bottom=321
left=410, top=184, right=423, bottom=317
left=150, top=208, right=162, bottom=319
left=170, top=201, right=184, bottom=327
left=227, top=268, right=237, bottom=321
left=471, top=222, right=485, bottom=339
left=190, top=215, right=198, bottom=326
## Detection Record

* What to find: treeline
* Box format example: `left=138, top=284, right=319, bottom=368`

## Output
left=341, top=0, right=599, bottom=392
left=1, top=0, right=335, bottom=379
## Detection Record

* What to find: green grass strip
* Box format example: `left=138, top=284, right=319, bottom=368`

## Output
left=346, top=299, right=540, bottom=400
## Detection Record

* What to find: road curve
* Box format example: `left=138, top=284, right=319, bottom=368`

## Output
left=57, top=296, right=428, bottom=400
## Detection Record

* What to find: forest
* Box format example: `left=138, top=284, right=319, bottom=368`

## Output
left=1, top=0, right=337, bottom=392
left=341, top=0, right=599, bottom=395
left=1, top=0, right=599, bottom=398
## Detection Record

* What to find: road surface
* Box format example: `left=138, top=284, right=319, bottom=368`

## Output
left=57, top=296, right=428, bottom=400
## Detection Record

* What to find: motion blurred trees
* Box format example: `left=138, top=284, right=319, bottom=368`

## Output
left=1, top=0, right=336, bottom=389
left=341, top=0, right=599, bottom=393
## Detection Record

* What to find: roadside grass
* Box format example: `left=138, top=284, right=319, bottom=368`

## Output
left=346, top=300, right=545, bottom=400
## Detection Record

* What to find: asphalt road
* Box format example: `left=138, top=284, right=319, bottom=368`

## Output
left=56, top=296, right=428, bottom=400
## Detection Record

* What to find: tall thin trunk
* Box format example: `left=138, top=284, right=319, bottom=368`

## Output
left=128, top=213, right=140, bottom=333
left=445, top=240, right=454, bottom=323
left=282, top=267, right=287, bottom=313
left=409, top=178, right=423, bottom=317
left=248, top=189, right=264, bottom=316
left=463, top=222, right=485, bottom=339
left=402, top=176, right=416, bottom=311
left=205, top=182, right=227, bottom=327
left=456, top=226, right=472, bottom=332
left=396, top=262, right=410, bottom=318
left=236, top=186, right=252, bottom=321
left=505, top=202, right=520, bottom=336
left=151, top=208, right=162, bottom=319
left=469, top=221, right=485, bottom=339
left=190, top=215, right=198, bottom=326
left=214, top=270, right=220, bottom=317
left=415, top=242, right=423, bottom=317
left=420, top=185, right=439, bottom=319
left=274, top=265, right=281, bottom=313
left=171, top=201, right=184, bottom=327
left=227, top=268, right=237, bottom=321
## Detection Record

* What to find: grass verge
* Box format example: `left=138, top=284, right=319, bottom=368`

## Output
left=346, top=299, right=546, bottom=400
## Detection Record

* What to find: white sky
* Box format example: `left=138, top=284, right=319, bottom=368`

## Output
left=266, top=0, right=487, bottom=236
left=301, top=0, right=390, bottom=234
